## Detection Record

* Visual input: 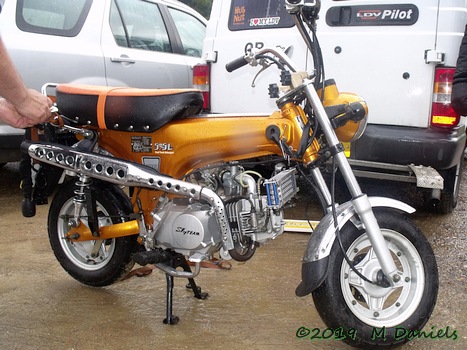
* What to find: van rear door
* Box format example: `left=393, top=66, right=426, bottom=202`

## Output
left=205, top=0, right=309, bottom=114
left=318, top=0, right=440, bottom=128
left=206, top=0, right=445, bottom=128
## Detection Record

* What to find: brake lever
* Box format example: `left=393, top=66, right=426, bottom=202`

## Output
left=251, top=59, right=273, bottom=87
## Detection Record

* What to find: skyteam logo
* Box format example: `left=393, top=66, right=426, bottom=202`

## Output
left=249, top=17, right=280, bottom=27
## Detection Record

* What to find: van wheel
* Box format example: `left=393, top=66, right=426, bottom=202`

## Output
left=425, top=156, right=463, bottom=214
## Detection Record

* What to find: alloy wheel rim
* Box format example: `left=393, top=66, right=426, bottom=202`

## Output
left=57, top=198, right=116, bottom=271
left=340, top=229, right=425, bottom=328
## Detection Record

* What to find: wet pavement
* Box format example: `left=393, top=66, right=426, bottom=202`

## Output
left=0, top=161, right=465, bottom=350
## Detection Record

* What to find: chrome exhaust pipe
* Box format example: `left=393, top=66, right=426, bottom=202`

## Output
left=21, top=141, right=234, bottom=250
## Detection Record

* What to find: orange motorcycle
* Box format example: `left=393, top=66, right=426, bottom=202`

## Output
left=20, top=1, right=438, bottom=348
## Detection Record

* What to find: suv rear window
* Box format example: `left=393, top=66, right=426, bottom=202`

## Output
left=228, top=0, right=294, bottom=31
left=16, top=0, right=92, bottom=37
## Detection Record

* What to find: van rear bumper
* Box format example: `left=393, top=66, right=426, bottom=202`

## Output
left=351, top=124, right=466, bottom=170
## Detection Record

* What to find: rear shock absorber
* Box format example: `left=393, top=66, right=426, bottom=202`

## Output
left=69, top=175, right=92, bottom=229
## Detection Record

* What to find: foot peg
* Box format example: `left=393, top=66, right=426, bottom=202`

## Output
left=132, top=250, right=168, bottom=266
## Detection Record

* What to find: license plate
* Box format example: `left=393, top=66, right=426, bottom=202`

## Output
left=342, top=142, right=351, bottom=157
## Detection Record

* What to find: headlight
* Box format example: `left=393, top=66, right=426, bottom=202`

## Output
left=319, top=80, right=368, bottom=143
left=333, top=98, right=368, bottom=142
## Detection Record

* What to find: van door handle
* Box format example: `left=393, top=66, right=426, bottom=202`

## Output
left=110, top=55, right=136, bottom=64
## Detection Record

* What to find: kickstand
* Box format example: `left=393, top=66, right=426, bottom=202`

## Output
left=162, top=253, right=208, bottom=325
left=163, top=273, right=179, bottom=325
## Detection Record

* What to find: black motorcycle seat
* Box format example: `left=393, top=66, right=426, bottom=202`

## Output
left=55, top=84, right=204, bottom=133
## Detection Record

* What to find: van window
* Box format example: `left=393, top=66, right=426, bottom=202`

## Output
left=168, top=7, right=205, bottom=57
left=110, top=0, right=172, bottom=53
left=228, top=0, right=294, bottom=31
left=16, top=0, right=92, bottom=37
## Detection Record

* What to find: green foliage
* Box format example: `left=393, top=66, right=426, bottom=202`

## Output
left=179, top=0, right=213, bottom=19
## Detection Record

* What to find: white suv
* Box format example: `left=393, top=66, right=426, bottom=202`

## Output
left=0, top=0, right=206, bottom=165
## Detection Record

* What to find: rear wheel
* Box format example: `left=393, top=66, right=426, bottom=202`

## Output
left=48, top=180, right=138, bottom=287
left=312, top=210, right=438, bottom=348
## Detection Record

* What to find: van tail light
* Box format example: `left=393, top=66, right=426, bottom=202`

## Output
left=193, top=64, right=210, bottom=111
left=430, top=67, right=460, bottom=128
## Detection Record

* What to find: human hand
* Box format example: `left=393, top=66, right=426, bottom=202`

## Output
left=12, top=88, right=53, bottom=125
left=0, top=97, right=47, bottom=128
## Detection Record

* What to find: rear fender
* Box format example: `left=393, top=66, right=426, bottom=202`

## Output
left=33, top=163, right=64, bottom=204
left=295, top=197, right=415, bottom=297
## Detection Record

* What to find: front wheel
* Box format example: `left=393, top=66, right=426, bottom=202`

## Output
left=312, top=210, right=438, bottom=348
left=48, top=180, right=138, bottom=287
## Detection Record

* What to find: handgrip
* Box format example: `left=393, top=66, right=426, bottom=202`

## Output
left=225, top=56, right=249, bottom=72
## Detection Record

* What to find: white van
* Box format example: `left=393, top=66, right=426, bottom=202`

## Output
left=194, top=0, right=467, bottom=213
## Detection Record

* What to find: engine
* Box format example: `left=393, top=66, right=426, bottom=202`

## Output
left=150, top=164, right=298, bottom=260
left=152, top=198, right=223, bottom=257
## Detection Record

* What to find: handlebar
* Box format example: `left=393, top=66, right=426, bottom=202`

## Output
left=225, top=48, right=299, bottom=74
left=225, top=56, right=249, bottom=73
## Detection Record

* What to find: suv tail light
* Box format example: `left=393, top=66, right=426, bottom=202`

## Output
left=193, top=64, right=210, bottom=111
left=431, top=67, right=460, bottom=128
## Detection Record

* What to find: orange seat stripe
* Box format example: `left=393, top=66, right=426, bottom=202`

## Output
left=97, top=88, right=109, bottom=129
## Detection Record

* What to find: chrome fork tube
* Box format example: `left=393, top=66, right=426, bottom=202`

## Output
left=309, top=167, right=332, bottom=208
left=304, top=83, right=399, bottom=280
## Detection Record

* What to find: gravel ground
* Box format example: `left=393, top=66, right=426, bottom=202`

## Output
left=0, top=160, right=465, bottom=349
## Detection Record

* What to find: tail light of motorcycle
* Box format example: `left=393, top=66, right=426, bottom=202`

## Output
left=430, top=67, right=460, bottom=129
left=193, top=64, right=210, bottom=111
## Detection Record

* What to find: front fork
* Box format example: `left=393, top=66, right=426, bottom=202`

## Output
left=304, top=83, right=401, bottom=285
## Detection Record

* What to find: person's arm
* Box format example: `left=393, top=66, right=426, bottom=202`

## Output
left=0, top=37, right=30, bottom=104
left=452, top=25, right=467, bottom=116
left=0, top=37, right=52, bottom=127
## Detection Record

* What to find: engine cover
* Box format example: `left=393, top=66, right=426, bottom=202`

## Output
left=154, top=198, right=222, bottom=256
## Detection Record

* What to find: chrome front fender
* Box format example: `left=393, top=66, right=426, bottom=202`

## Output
left=295, top=197, right=415, bottom=297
